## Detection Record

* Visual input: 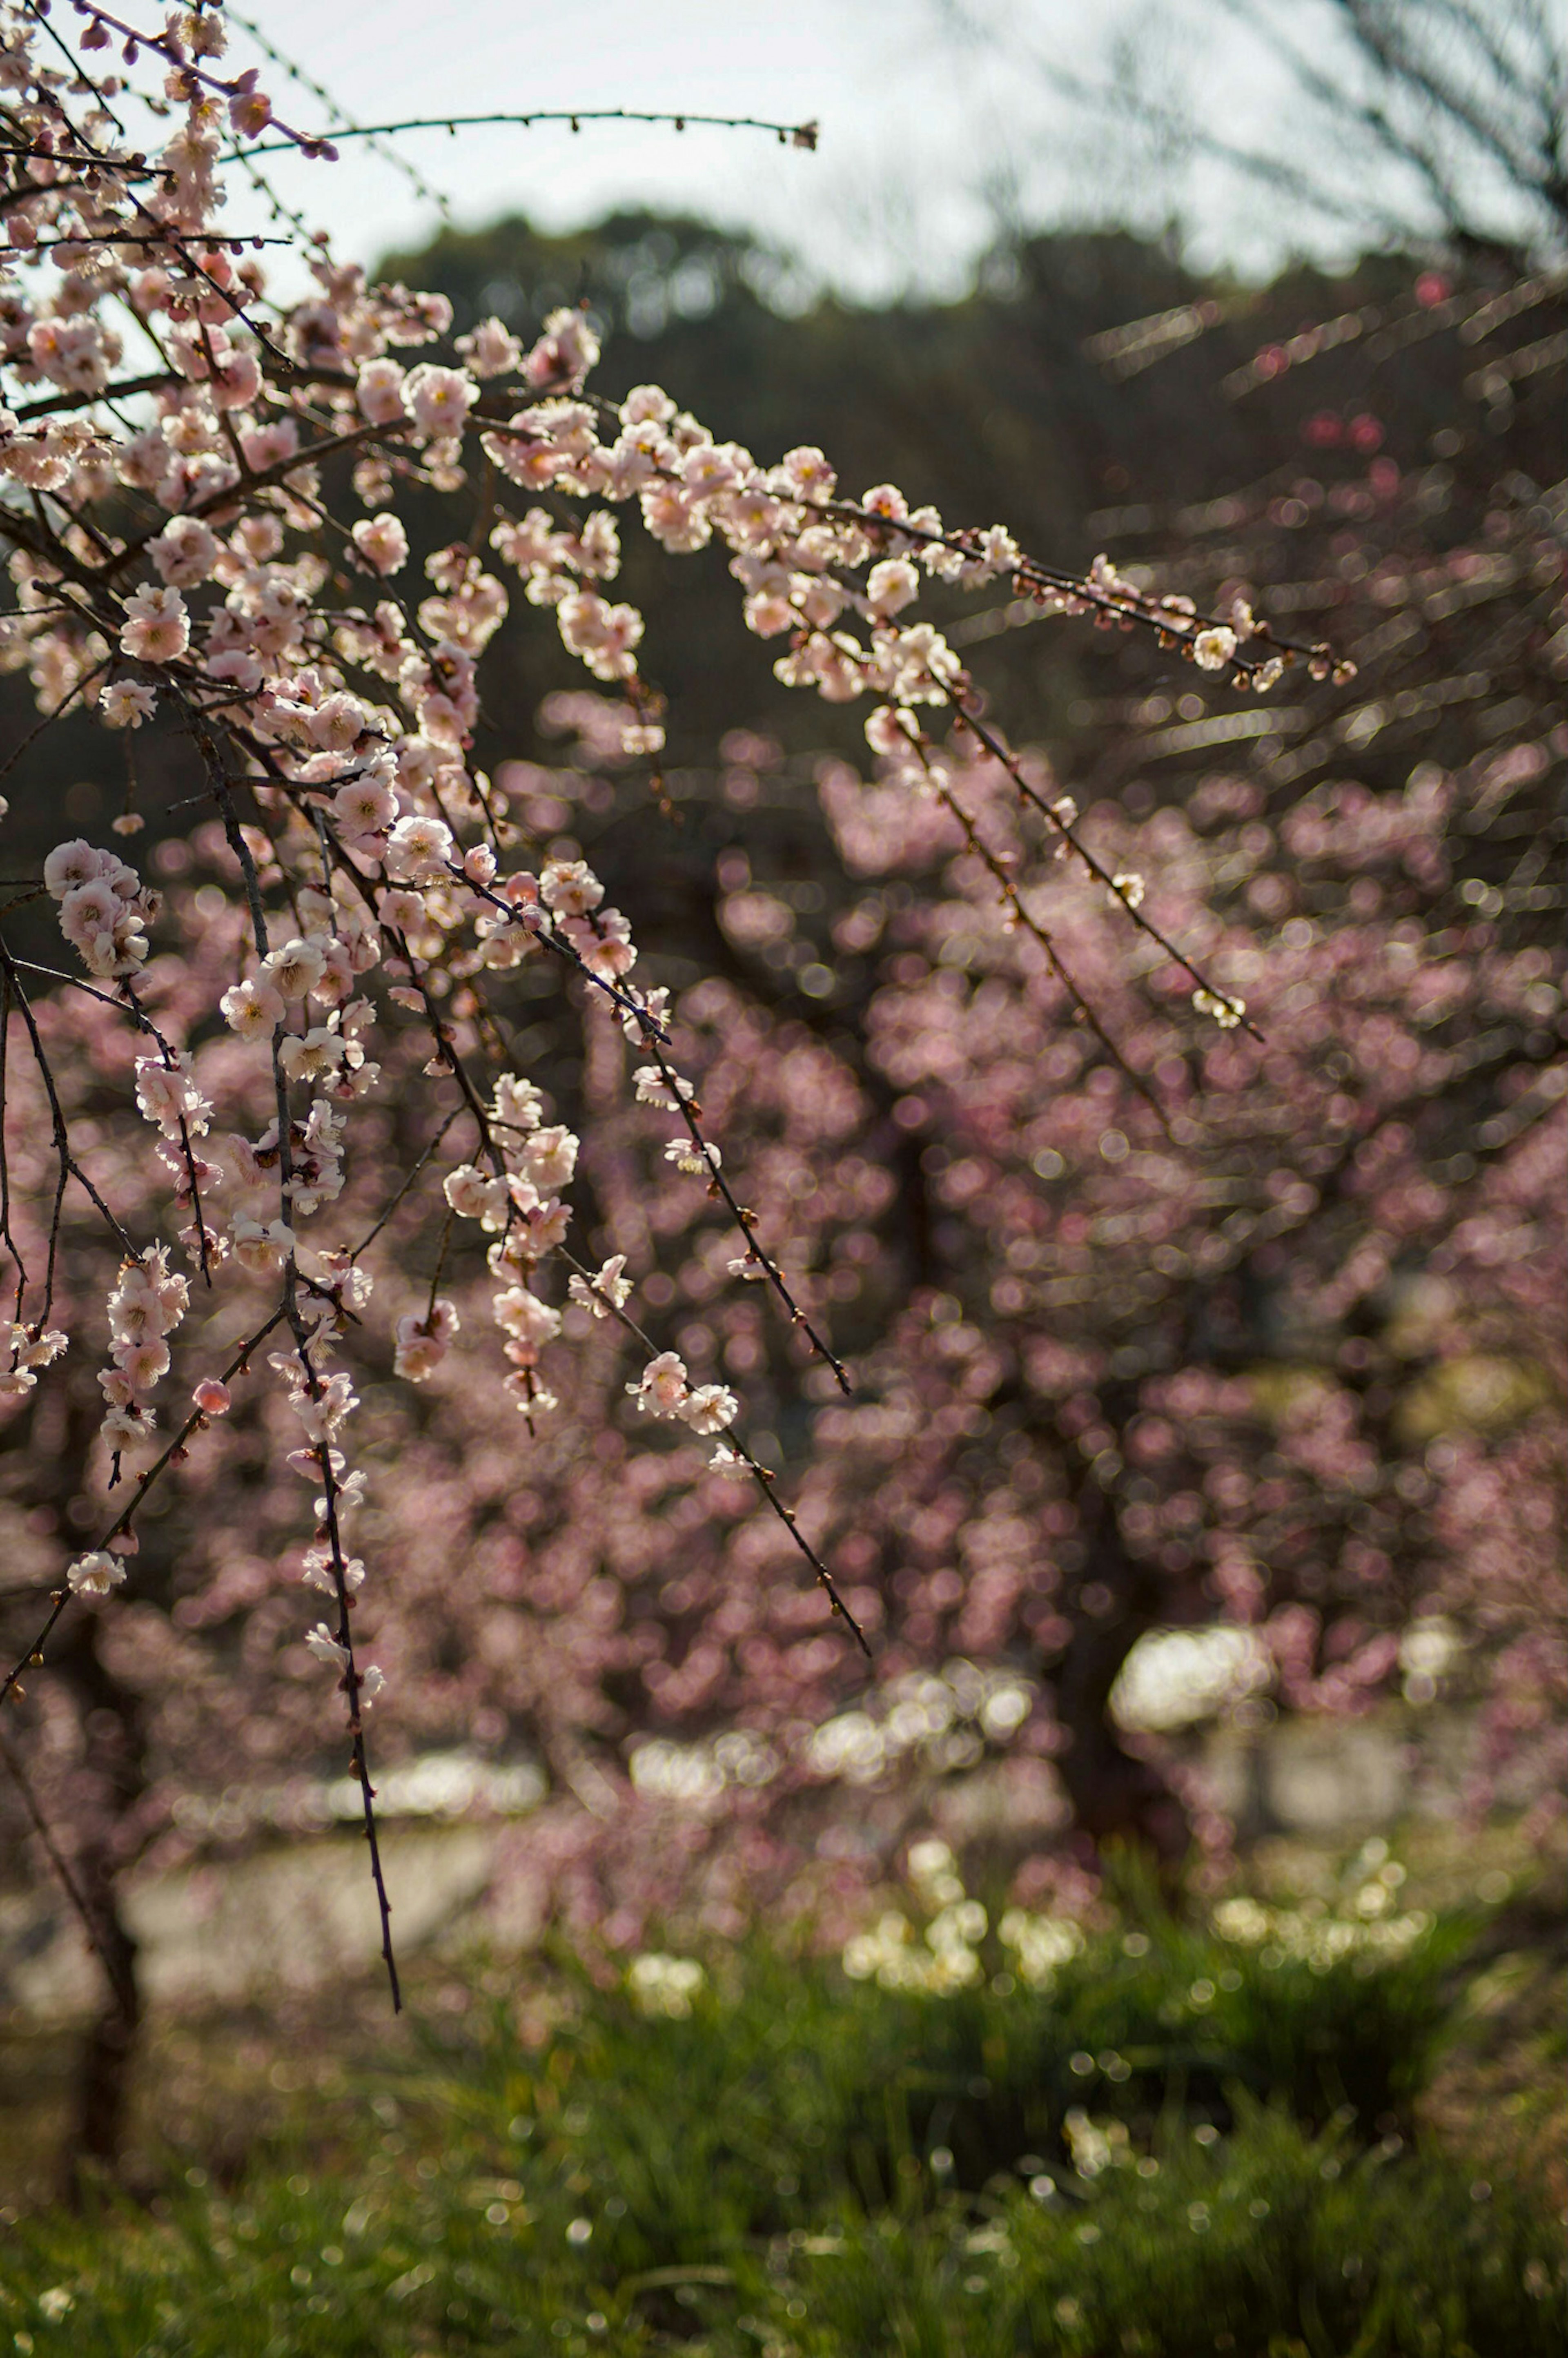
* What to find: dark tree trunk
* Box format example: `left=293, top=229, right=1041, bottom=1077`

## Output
left=1051, top=1479, right=1190, bottom=1872
left=54, top=1612, right=149, bottom=2199
left=64, top=1866, right=141, bottom=2202
left=5, top=1397, right=153, bottom=2197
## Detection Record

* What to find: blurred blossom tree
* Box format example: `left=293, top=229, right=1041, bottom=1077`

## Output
left=942, top=0, right=1568, bottom=269
left=0, top=0, right=1561, bottom=2186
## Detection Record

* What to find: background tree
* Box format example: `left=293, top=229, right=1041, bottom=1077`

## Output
left=938, top=0, right=1568, bottom=270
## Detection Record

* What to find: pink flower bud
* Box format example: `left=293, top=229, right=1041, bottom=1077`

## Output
left=193, top=1379, right=232, bottom=1416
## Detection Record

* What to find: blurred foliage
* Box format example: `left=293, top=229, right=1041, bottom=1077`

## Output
left=2, top=1892, right=1563, bottom=2355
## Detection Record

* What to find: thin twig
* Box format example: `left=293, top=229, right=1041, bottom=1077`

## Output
left=0, top=1721, right=136, bottom=2017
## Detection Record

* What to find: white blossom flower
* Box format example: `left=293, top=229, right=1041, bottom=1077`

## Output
left=567, top=1255, right=631, bottom=1319
left=351, top=512, right=409, bottom=576
left=405, top=363, right=477, bottom=438
left=356, top=357, right=408, bottom=425
left=664, top=1138, right=717, bottom=1175
left=865, top=704, right=920, bottom=758
left=134, top=1053, right=211, bottom=1138
left=220, top=976, right=285, bottom=1037
left=627, top=1351, right=689, bottom=1418
left=539, top=858, right=603, bottom=916
left=149, top=515, right=219, bottom=588
left=67, top=1551, right=125, bottom=1597
left=119, top=582, right=189, bottom=663
left=231, top=1217, right=296, bottom=1273
left=519, top=1124, right=577, bottom=1192
left=58, top=879, right=121, bottom=949
left=332, top=773, right=397, bottom=835
left=304, top=1623, right=350, bottom=1669
left=278, top=1026, right=347, bottom=1083
left=1192, top=987, right=1247, bottom=1029
left=386, top=813, right=455, bottom=883
left=457, top=316, right=524, bottom=378
left=619, top=987, right=670, bottom=1042
left=10, top=1324, right=67, bottom=1371
left=102, top=680, right=157, bottom=728
left=492, top=1286, right=561, bottom=1347
left=114, top=1337, right=171, bottom=1391
left=866, top=558, right=920, bottom=620
left=634, top=1067, right=695, bottom=1110
left=523, top=307, right=601, bottom=391
left=443, top=1163, right=510, bottom=1228
left=43, top=840, right=112, bottom=900
left=301, top=1545, right=365, bottom=1596
left=679, top=1383, right=738, bottom=1436
left=261, top=937, right=327, bottom=1000
left=492, top=1074, right=544, bottom=1131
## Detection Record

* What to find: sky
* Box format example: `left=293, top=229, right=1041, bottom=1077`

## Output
left=217, top=0, right=1379, bottom=300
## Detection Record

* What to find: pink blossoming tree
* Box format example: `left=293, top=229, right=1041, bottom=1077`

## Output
left=0, top=1, right=1561, bottom=2177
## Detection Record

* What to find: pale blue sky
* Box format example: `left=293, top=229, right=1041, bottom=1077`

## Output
left=218, top=2, right=1524, bottom=297
left=219, top=1, right=1301, bottom=292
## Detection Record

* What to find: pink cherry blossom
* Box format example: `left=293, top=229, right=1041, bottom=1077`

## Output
left=119, top=583, right=190, bottom=663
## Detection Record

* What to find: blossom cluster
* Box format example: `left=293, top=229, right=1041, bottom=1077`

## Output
left=43, top=838, right=157, bottom=981
left=97, top=1244, right=189, bottom=1457
left=271, top=1322, right=385, bottom=1708
left=0, top=1319, right=66, bottom=1403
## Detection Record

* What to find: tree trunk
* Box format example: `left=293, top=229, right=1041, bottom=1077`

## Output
left=53, top=1609, right=149, bottom=2199
left=1051, top=1480, right=1190, bottom=1871
left=63, top=1866, right=140, bottom=2202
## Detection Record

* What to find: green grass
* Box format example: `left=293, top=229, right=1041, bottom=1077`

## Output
left=1, top=1899, right=1561, bottom=2356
